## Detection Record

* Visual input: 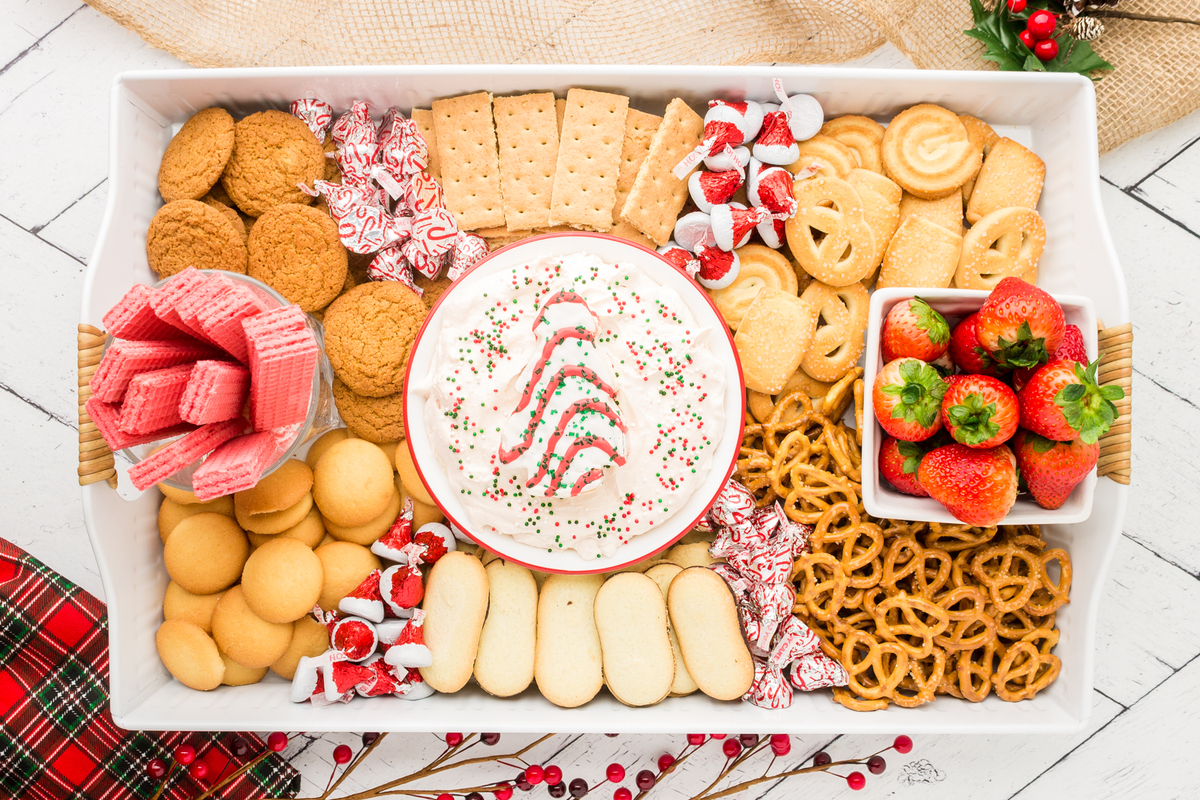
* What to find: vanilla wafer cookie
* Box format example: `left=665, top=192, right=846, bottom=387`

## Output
left=621, top=99, right=704, bottom=246
left=493, top=93, right=559, bottom=231
left=549, top=89, right=628, bottom=231
left=432, top=93, right=505, bottom=230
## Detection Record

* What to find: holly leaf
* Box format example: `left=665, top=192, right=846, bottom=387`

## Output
left=1050, top=34, right=1115, bottom=77
left=964, top=0, right=1028, bottom=71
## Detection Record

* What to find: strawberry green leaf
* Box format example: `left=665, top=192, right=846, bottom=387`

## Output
left=1101, top=385, right=1126, bottom=402
left=1054, top=360, right=1121, bottom=445
left=897, top=440, right=925, bottom=475
left=993, top=321, right=1048, bottom=369
left=911, top=297, right=950, bottom=345
left=884, top=360, right=948, bottom=429
left=946, top=394, right=1001, bottom=446
left=1025, top=431, right=1059, bottom=454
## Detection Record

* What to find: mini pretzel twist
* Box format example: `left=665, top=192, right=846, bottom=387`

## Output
left=971, top=544, right=1043, bottom=615
left=872, top=591, right=951, bottom=660
left=842, top=629, right=909, bottom=701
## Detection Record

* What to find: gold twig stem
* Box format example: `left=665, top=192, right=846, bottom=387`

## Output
left=320, top=734, right=391, bottom=800
left=1090, top=10, right=1200, bottom=26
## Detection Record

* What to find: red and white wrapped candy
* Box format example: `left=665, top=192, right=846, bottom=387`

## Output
left=355, top=654, right=411, bottom=698
left=321, top=655, right=376, bottom=702
left=402, top=208, right=458, bottom=279
left=752, top=111, right=799, bottom=166
left=672, top=211, right=714, bottom=254
left=290, top=653, right=331, bottom=703
left=688, top=169, right=743, bottom=214
left=657, top=243, right=700, bottom=279
left=405, top=171, right=445, bottom=214
left=338, top=568, right=385, bottom=623
left=671, top=118, right=744, bottom=180
left=332, top=103, right=380, bottom=187
left=331, top=617, right=378, bottom=662
left=374, top=117, right=430, bottom=198
left=375, top=617, right=409, bottom=644
left=367, top=245, right=420, bottom=293
left=706, top=99, right=765, bottom=144
left=447, top=232, right=489, bottom=281
left=790, top=650, right=850, bottom=691
left=749, top=167, right=798, bottom=217
left=710, top=204, right=782, bottom=252
left=770, top=79, right=824, bottom=142
left=413, top=523, right=456, bottom=565
left=743, top=658, right=794, bottom=710
left=704, top=144, right=750, bottom=174
left=380, top=562, right=425, bottom=616
left=289, top=98, right=334, bottom=143
left=695, top=245, right=740, bottom=290
left=757, top=217, right=786, bottom=250
left=382, top=608, right=433, bottom=669
left=371, top=499, right=414, bottom=562
left=399, top=668, right=436, bottom=700
left=768, top=615, right=823, bottom=668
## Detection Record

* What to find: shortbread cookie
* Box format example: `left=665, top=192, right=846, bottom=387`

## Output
left=734, top=287, right=818, bottom=394
left=248, top=204, right=348, bottom=311
left=323, top=281, right=428, bottom=397
left=156, top=619, right=224, bottom=691
left=819, top=116, right=885, bottom=173
left=786, top=176, right=876, bottom=286
left=211, top=585, right=295, bottom=669
left=955, top=206, right=1044, bottom=290
left=313, top=541, right=381, bottom=611
left=899, top=189, right=963, bottom=234
left=878, top=215, right=963, bottom=290
left=667, top=567, right=754, bottom=701
left=220, top=110, right=324, bottom=217
left=220, top=652, right=267, bottom=686
left=333, top=378, right=407, bottom=443
left=323, top=483, right=400, bottom=545
left=747, top=368, right=834, bottom=423
left=432, top=93, right=506, bottom=230
left=707, top=244, right=798, bottom=329
left=845, top=169, right=901, bottom=277
left=664, top=541, right=723, bottom=569
left=270, top=615, right=330, bottom=680
left=162, top=581, right=225, bottom=634
left=787, top=134, right=856, bottom=179
left=799, top=281, right=869, bottom=383
left=158, top=495, right=235, bottom=543
left=965, top=138, right=1046, bottom=224
left=958, top=115, right=1000, bottom=203
left=549, top=89, right=628, bottom=231
left=313, top=438, right=396, bottom=527
left=419, top=552, right=489, bottom=693
left=535, top=574, right=605, bottom=708
left=241, top=536, right=324, bottom=623
left=643, top=563, right=697, bottom=696
left=881, top=104, right=981, bottom=200
left=146, top=199, right=249, bottom=278
left=395, top=442, right=436, bottom=507
left=474, top=560, right=538, bottom=697
left=594, top=573, right=674, bottom=707
left=163, top=512, right=249, bottom=595
left=621, top=98, right=704, bottom=245
left=159, top=108, right=236, bottom=203
left=305, top=428, right=351, bottom=469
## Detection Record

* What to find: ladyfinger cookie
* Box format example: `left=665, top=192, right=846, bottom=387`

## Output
left=534, top=574, right=604, bottom=708
left=594, top=573, right=674, bottom=707
left=474, top=559, right=538, bottom=697
left=419, top=551, right=489, bottom=692
left=644, top=563, right=698, bottom=696
left=667, top=567, right=754, bottom=701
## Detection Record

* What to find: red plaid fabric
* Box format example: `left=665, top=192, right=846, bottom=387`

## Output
left=0, top=538, right=299, bottom=799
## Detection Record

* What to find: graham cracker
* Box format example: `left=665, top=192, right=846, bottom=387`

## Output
left=411, top=108, right=441, bottom=181
left=620, top=98, right=704, bottom=246
left=548, top=88, right=629, bottom=231
left=607, top=220, right=657, bottom=250
left=473, top=225, right=515, bottom=238
left=613, top=109, right=662, bottom=227
left=555, top=98, right=566, bottom=133
left=431, top=92, right=505, bottom=230
left=493, top=93, right=559, bottom=231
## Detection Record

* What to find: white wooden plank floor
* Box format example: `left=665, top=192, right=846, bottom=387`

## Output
left=2, top=3, right=1197, bottom=797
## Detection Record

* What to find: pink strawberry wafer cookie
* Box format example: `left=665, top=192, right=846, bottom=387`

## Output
left=149, top=268, right=211, bottom=339
left=194, top=282, right=273, bottom=363
left=127, top=418, right=245, bottom=491
left=244, top=308, right=319, bottom=431
left=102, top=284, right=191, bottom=341
left=118, top=363, right=195, bottom=434
left=191, top=431, right=281, bottom=500
left=176, top=273, right=237, bottom=345
left=90, top=339, right=214, bottom=403
left=179, top=360, right=250, bottom=425
left=86, top=396, right=195, bottom=452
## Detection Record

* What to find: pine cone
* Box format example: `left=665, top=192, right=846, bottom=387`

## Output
left=1066, top=15, right=1106, bottom=40
left=1065, top=0, right=1088, bottom=16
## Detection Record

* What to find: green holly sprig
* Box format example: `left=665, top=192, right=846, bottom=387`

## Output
left=965, top=0, right=1115, bottom=78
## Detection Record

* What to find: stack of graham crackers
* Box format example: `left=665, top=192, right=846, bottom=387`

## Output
left=411, top=89, right=705, bottom=251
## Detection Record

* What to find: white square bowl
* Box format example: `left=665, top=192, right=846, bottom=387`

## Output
left=862, top=287, right=1100, bottom=524
left=82, top=66, right=1128, bottom=734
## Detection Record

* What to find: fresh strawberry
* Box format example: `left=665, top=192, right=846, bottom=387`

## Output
left=948, top=313, right=1001, bottom=376
left=1012, top=430, right=1099, bottom=509
left=1013, top=323, right=1087, bottom=392
left=917, top=443, right=1019, bottom=526
left=1018, top=358, right=1125, bottom=444
left=878, top=435, right=932, bottom=496
left=975, top=277, right=1065, bottom=369
left=941, top=374, right=1019, bottom=449
left=872, top=358, right=947, bottom=442
left=881, top=297, right=950, bottom=363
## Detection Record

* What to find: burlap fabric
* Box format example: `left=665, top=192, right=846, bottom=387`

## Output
left=84, top=0, right=1199, bottom=152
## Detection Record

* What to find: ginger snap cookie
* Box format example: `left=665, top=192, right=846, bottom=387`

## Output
left=414, top=274, right=453, bottom=311
left=201, top=194, right=247, bottom=240
left=220, top=110, right=324, bottom=217
left=323, top=281, right=428, bottom=397
left=333, top=377, right=407, bottom=443
left=158, top=107, right=235, bottom=203
left=146, top=199, right=248, bottom=278
left=248, top=204, right=348, bottom=312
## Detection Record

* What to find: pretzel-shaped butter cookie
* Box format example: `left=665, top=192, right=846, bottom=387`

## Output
left=955, top=206, right=1045, bottom=290
left=785, top=177, right=877, bottom=287
left=707, top=243, right=798, bottom=330
left=798, top=280, right=869, bottom=383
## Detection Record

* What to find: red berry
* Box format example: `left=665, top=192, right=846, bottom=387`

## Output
left=868, top=755, right=887, bottom=775
left=614, top=790, right=632, bottom=800
left=1013, top=324, right=1085, bottom=392
left=267, top=732, right=288, bottom=752
left=333, top=744, right=353, bottom=764
left=438, top=795, right=454, bottom=800
left=657, top=753, right=675, bottom=771
left=770, top=734, right=791, bottom=756
left=710, top=734, right=727, bottom=739
left=948, top=313, right=1000, bottom=376
left=1034, top=38, right=1059, bottom=61
left=606, top=764, right=625, bottom=783
left=1007, top=0, right=1026, bottom=11
left=738, top=734, right=758, bottom=748
left=881, top=297, right=951, bottom=363
left=878, top=435, right=932, bottom=497
left=1019, top=29, right=1036, bottom=48
left=526, top=765, right=545, bottom=784
left=467, top=793, right=485, bottom=800
left=1026, top=9, right=1057, bottom=39
left=231, top=736, right=251, bottom=757
left=189, top=761, right=208, bottom=781
left=872, top=358, right=947, bottom=442
left=545, top=766, right=563, bottom=785
left=482, top=733, right=501, bottom=746
left=687, top=734, right=706, bottom=745
left=146, top=758, right=167, bottom=779
left=548, top=784, right=567, bottom=799
left=941, top=374, right=1019, bottom=449
left=813, top=751, right=832, bottom=767
left=722, top=740, right=742, bottom=758
left=174, top=744, right=196, bottom=765
left=446, top=732, right=464, bottom=747
left=605, top=733, right=619, bottom=738
left=636, top=770, right=656, bottom=790
left=517, top=780, right=533, bottom=792
left=894, top=735, right=913, bottom=754
left=1018, top=359, right=1122, bottom=444
left=1013, top=430, right=1098, bottom=509
left=918, top=443, right=1019, bottom=526
left=847, top=772, right=866, bottom=790
left=496, top=783, right=514, bottom=800
left=976, top=278, right=1065, bottom=370
left=569, top=778, right=589, bottom=798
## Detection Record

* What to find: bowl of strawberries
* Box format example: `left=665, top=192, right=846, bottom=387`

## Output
left=861, top=278, right=1125, bottom=526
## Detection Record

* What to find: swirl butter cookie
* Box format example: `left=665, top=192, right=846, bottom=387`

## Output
left=158, top=108, right=235, bottom=203
left=881, top=105, right=981, bottom=200
left=820, top=116, right=885, bottom=173
left=786, top=134, right=856, bottom=179
left=146, top=199, right=248, bottom=278
left=220, top=110, right=324, bottom=217
left=248, top=204, right=348, bottom=312
left=706, top=244, right=798, bottom=329
left=323, top=281, right=428, bottom=397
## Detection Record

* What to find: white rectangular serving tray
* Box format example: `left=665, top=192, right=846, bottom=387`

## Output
left=82, top=66, right=1128, bottom=734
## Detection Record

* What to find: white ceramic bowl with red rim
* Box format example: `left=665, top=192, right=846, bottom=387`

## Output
left=402, top=232, right=745, bottom=574
left=862, top=287, right=1099, bottom=525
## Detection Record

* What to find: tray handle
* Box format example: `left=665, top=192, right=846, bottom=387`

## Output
left=78, top=324, right=117, bottom=489
left=1096, top=322, right=1132, bottom=485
